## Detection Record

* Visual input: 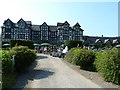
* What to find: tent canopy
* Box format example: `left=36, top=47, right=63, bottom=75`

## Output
left=40, top=43, right=51, bottom=46
left=2, top=43, right=10, bottom=46
left=33, top=43, right=40, bottom=46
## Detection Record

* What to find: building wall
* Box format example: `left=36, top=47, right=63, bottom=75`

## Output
left=1, top=19, right=84, bottom=44
left=83, top=36, right=120, bottom=46
left=2, top=19, right=120, bottom=46
left=1, top=19, right=32, bottom=43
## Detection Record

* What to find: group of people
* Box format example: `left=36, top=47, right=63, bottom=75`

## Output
left=34, top=46, right=50, bottom=54
left=34, top=45, right=69, bottom=58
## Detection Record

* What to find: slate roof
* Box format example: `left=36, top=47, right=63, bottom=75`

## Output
left=83, top=36, right=120, bottom=45
left=32, top=25, right=40, bottom=31
left=57, top=22, right=63, bottom=26
left=113, top=39, right=119, bottom=44
left=73, top=22, right=81, bottom=27
left=3, top=18, right=14, bottom=24
left=49, top=25, right=57, bottom=31
left=95, top=39, right=102, bottom=43
left=17, top=18, right=26, bottom=24
left=41, top=22, right=48, bottom=26
left=63, top=21, right=70, bottom=25
left=3, top=18, right=15, bottom=27
left=25, top=21, right=32, bottom=25
left=80, top=28, right=84, bottom=31
left=104, top=39, right=111, bottom=44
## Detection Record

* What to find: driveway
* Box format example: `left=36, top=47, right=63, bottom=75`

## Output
left=13, top=54, right=102, bottom=88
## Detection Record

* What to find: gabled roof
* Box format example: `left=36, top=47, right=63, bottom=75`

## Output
left=41, top=22, right=48, bottom=26
left=73, top=22, right=81, bottom=27
left=17, top=18, right=27, bottom=24
left=3, top=18, right=14, bottom=25
left=113, top=39, right=119, bottom=44
left=63, top=21, right=70, bottom=26
left=95, top=39, right=102, bottom=43
left=80, top=28, right=84, bottom=31
left=32, top=25, right=40, bottom=31
left=104, top=39, right=111, bottom=44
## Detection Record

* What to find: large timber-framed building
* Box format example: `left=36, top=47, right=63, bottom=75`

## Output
left=1, top=18, right=84, bottom=44
left=1, top=18, right=120, bottom=46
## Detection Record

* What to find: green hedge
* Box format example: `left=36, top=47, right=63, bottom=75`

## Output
left=11, top=46, right=36, bottom=72
left=64, top=48, right=80, bottom=64
left=78, top=49, right=95, bottom=70
left=94, top=48, right=120, bottom=84
left=64, top=40, right=83, bottom=50
left=10, top=40, right=34, bottom=49
left=2, top=50, right=14, bottom=74
left=2, top=50, right=15, bottom=88
left=65, top=48, right=95, bottom=70
left=2, top=46, right=37, bottom=88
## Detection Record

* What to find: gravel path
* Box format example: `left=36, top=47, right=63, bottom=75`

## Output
left=62, top=58, right=120, bottom=89
left=13, top=54, right=102, bottom=88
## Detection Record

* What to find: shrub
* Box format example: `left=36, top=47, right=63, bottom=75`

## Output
left=2, top=73, right=16, bottom=88
left=70, top=48, right=81, bottom=65
left=64, top=48, right=79, bottom=64
left=10, top=40, right=34, bottom=49
left=2, top=50, right=15, bottom=88
left=78, top=49, right=95, bottom=70
left=2, top=50, right=14, bottom=74
left=65, top=48, right=96, bottom=70
left=11, top=46, right=36, bottom=72
left=64, top=40, right=83, bottom=50
left=94, top=48, right=120, bottom=84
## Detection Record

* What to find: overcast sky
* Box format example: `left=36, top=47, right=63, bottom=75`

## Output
left=0, top=0, right=119, bottom=37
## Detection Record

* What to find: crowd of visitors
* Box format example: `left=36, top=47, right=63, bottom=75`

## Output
left=34, top=43, right=120, bottom=58
left=34, top=44, right=69, bottom=58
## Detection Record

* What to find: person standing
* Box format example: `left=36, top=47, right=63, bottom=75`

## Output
left=61, top=46, right=68, bottom=58
left=44, top=46, right=47, bottom=54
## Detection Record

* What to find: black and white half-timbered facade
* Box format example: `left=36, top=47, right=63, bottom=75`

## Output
left=1, top=18, right=84, bottom=44
left=1, top=18, right=32, bottom=42
left=1, top=18, right=120, bottom=45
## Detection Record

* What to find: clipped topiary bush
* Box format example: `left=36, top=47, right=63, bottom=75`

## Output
left=11, top=46, right=36, bottom=72
left=94, top=48, right=120, bottom=84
